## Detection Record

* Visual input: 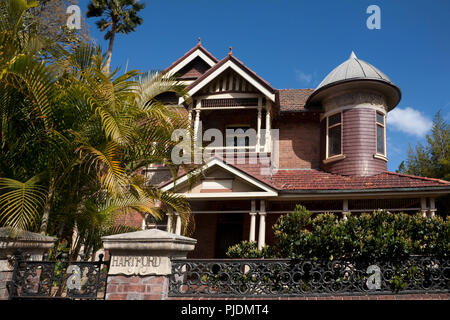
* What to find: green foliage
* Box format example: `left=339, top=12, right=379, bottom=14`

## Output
left=28, top=0, right=89, bottom=51
left=398, top=111, right=450, bottom=215
left=227, top=206, right=450, bottom=260
left=86, top=0, right=146, bottom=71
left=0, top=176, right=47, bottom=231
left=87, top=0, right=145, bottom=40
left=226, top=241, right=274, bottom=259
left=272, top=205, right=313, bottom=259
left=0, top=1, right=195, bottom=256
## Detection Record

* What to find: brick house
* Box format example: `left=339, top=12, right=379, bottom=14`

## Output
left=130, top=41, right=450, bottom=259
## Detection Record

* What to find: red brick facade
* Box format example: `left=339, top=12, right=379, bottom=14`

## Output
left=143, top=43, right=450, bottom=260
left=322, top=108, right=387, bottom=176
left=277, top=116, right=321, bottom=169
left=105, top=275, right=169, bottom=300
left=114, top=211, right=143, bottom=229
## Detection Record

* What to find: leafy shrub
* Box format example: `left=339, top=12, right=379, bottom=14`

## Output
left=272, top=205, right=313, bottom=259
left=226, top=240, right=274, bottom=258
left=227, top=206, right=450, bottom=260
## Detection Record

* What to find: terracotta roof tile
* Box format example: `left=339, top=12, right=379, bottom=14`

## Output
left=159, top=157, right=450, bottom=193
left=278, top=89, right=314, bottom=112
left=230, top=162, right=450, bottom=191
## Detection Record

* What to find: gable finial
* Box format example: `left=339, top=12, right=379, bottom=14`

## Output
left=229, top=46, right=233, bottom=55
left=350, top=51, right=357, bottom=59
left=198, top=37, right=201, bottom=45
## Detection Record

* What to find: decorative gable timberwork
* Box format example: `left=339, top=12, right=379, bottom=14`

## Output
left=197, top=68, right=260, bottom=95
left=180, top=55, right=277, bottom=104
left=161, top=158, right=278, bottom=199
left=164, top=41, right=218, bottom=85
left=176, top=57, right=212, bottom=80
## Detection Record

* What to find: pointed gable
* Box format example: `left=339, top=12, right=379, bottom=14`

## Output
left=179, top=54, right=277, bottom=104
left=198, top=68, right=261, bottom=95
left=164, top=41, right=218, bottom=82
left=176, top=57, right=212, bottom=80
left=160, top=158, right=278, bottom=199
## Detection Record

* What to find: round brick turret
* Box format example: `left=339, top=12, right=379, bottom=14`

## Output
left=307, top=51, right=401, bottom=176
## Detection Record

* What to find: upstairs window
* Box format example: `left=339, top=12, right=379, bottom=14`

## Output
left=327, top=112, right=342, bottom=158
left=376, top=112, right=386, bottom=155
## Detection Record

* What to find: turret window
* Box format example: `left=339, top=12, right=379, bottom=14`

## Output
left=327, top=112, right=342, bottom=158
left=376, top=112, right=386, bottom=155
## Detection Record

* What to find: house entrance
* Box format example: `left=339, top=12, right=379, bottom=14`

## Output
left=214, top=213, right=243, bottom=258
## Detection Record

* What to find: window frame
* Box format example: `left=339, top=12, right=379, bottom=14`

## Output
left=325, top=111, right=344, bottom=160
left=375, top=111, right=387, bottom=158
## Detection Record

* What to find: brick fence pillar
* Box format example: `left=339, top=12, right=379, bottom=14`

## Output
left=102, top=228, right=196, bottom=300
left=0, top=227, right=56, bottom=300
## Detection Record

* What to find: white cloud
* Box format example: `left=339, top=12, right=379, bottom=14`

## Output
left=386, top=137, right=402, bottom=155
left=294, top=69, right=312, bottom=84
left=387, top=107, right=432, bottom=137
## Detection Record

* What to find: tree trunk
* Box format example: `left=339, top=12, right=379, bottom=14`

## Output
left=105, top=19, right=116, bottom=73
left=40, top=178, right=55, bottom=235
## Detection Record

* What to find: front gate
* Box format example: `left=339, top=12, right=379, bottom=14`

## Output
left=7, top=250, right=109, bottom=300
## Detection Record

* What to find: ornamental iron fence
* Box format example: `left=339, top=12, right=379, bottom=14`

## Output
left=169, top=256, right=450, bottom=297
left=7, top=250, right=109, bottom=300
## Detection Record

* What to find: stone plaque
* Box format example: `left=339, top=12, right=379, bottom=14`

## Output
left=108, top=256, right=171, bottom=276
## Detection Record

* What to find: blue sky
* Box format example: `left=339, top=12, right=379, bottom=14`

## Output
left=78, top=0, right=450, bottom=172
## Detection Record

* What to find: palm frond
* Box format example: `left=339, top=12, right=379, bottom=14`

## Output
left=0, top=176, right=47, bottom=231
left=5, top=54, right=56, bottom=129
left=75, top=139, right=127, bottom=196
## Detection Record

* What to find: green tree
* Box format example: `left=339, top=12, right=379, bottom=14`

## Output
left=227, top=209, right=449, bottom=260
left=0, top=1, right=195, bottom=260
left=28, top=0, right=90, bottom=50
left=398, top=111, right=450, bottom=215
left=86, top=0, right=145, bottom=72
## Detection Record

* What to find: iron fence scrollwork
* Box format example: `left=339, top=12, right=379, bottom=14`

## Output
left=7, top=250, right=110, bottom=300
left=169, top=256, right=450, bottom=297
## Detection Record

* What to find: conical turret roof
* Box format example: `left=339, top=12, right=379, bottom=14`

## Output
left=307, top=51, right=401, bottom=109
left=316, top=51, right=393, bottom=89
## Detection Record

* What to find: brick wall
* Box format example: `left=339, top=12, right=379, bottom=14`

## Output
left=276, top=117, right=321, bottom=169
left=188, top=214, right=218, bottom=258
left=114, top=211, right=143, bottom=229
left=322, top=108, right=387, bottom=176
left=0, top=269, right=12, bottom=300
left=265, top=213, right=281, bottom=246
left=105, top=275, right=169, bottom=300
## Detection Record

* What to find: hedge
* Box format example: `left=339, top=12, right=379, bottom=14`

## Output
left=226, top=205, right=450, bottom=260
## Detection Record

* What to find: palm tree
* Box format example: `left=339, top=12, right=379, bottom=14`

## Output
left=86, top=0, right=145, bottom=72
left=57, top=44, right=195, bottom=257
left=1, top=0, right=195, bottom=257
left=0, top=0, right=61, bottom=233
